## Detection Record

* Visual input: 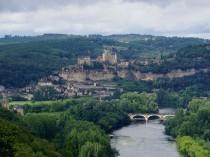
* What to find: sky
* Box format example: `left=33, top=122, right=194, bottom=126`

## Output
left=1, top=0, right=210, bottom=38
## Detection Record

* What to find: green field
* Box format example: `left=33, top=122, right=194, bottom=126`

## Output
left=9, top=100, right=61, bottom=107
left=9, top=101, right=34, bottom=106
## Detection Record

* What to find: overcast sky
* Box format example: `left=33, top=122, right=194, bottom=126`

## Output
left=1, top=0, right=210, bottom=38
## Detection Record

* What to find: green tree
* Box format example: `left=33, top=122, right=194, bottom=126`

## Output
left=33, top=86, right=58, bottom=101
left=119, top=92, right=158, bottom=113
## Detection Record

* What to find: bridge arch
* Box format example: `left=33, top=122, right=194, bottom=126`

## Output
left=129, top=113, right=175, bottom=122
left=147, top=115, right=161, bottom=121
left=132, top=114, right=147, bottom=121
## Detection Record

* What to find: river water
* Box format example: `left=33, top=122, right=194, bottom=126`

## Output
left=111, top=108, right=180, bottom=157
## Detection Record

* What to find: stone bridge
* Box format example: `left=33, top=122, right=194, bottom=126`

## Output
left=128, top=113, right=175, bottom=122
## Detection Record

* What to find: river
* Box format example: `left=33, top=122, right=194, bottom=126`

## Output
left=111, top=108, right=180, bottom=157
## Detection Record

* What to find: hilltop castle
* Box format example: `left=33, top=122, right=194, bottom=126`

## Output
left=78, top=50, right=117, bottom=65
left=101, top=50, right=117, bottom=64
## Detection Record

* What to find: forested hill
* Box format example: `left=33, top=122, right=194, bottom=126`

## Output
left=105, top=34, right=209, bottom=51
left=0, top=34, right=75, bottom=44
left=0, top=34, right=209, bottom=88
left=131, top=44, right=210, bottom=74
left=0, top=37, right=104, bottom=88
left=103, top=34, right=210, bottom=59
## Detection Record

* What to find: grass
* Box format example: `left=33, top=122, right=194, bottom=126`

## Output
left=9, top=101, right=34, bottom=106
left=9, top=100, right=62, bottom=107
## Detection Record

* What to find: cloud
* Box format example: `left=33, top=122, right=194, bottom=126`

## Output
left=0, top=0, right=210, bottom=38
left=0, top=0, right=105, bottom=12
left=123, top=0, right=210, bottom=8
left=123, top=0, right=175, bottom=7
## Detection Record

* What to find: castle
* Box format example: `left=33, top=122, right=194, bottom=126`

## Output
left=102, top=50, right=117, bottom=64
left=78, top=50, right=117, bottom=65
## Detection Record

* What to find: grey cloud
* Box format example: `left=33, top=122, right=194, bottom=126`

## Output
left=122, top=0, right=175, bottom=7
left=123, top=0, right=210, bottom=8
left=1, top=0, right=210, bottom=12
left=1, top=0, right=210, bottom=39
left=0, top=0, right=102, bottom=12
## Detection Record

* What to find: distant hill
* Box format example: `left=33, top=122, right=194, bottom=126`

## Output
left=130, top=44, right=210, bottom=73
left=0, top=37, right=103, bottom=87
left=0, top=34, right=74, bottom=44
left=88, top=34, right=209, bottom=59
left=0, top=34, right=209, bottom=88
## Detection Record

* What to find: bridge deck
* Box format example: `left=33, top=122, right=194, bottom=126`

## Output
left=129, top=113, right=175, bottom=121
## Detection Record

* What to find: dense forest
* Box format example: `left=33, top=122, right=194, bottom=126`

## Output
left=164, top=99, right=210, bottom=157
left=129, top=44, right=210, bottom=73
left=0, top=37, right=103, bottom=87
left=0, top=105, right=62, bottom=157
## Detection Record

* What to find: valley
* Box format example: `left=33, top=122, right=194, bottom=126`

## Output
left=0, top=34, right=210, bottom=157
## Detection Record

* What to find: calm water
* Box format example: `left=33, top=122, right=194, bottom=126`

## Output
left=111, top=109, right=180, bottom=157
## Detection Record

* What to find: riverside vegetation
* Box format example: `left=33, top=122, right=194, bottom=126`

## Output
left=164, top=99, right=210, bottom=157
left=0, top=92, right=158, bottom=157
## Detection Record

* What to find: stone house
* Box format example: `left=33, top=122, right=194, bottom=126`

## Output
left=95, top=90, right=114, bottom=98
left=0, top=85, right=5, bottom=92
left=118, top=60, right=130, bottom=67
left=13, top=105, right=24, bottom=116
left=0, top=99, right=9, bottom=109
left=38, top=80, right=53, bottom=86
left=25, top=85, right=36, bottom=93
left=54, top=85, right=64, bottom=93
left=78, top=56, right=91, bottom=65
left=23, top=94, right=33, bottom=100
left=64, top=89, right=76, bottom=97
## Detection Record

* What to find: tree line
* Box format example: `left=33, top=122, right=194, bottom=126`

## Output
left=164, top=99, right=210, bottom=157
left=1, top=92, right=158, bottom=157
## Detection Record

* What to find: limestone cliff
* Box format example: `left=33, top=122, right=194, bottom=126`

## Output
left=166, top=69, right=196, bottom=78
left=60, top=68, right=115, bottom=82
left=132, top=71, right=164, bottom=80
left=87, top=70, right=115, bottom=81
left=60, top=67, right=208, bottom=82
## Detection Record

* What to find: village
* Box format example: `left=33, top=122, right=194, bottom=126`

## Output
left=0, top=49, right=163, bottom=114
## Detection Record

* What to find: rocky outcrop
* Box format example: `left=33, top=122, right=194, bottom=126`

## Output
left=60, top=69, right=86, bottom=82
left=60, top=68, right=115, bottom=82
left=88, top=70, right=115, bottom=81
left=166, top=69, right=196, bottom=78
left=117, top=69, right=196, bottom=81
left=132, top=71, right=164, bottom=80
left=60, top=67, right=209, bottom=82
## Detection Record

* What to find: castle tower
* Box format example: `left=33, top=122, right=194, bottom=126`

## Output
left=102, top=50, right=117, bottom=64
left=102, top=50, right=109, bottom=62
left=114, top=53, right=117, bottom=63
